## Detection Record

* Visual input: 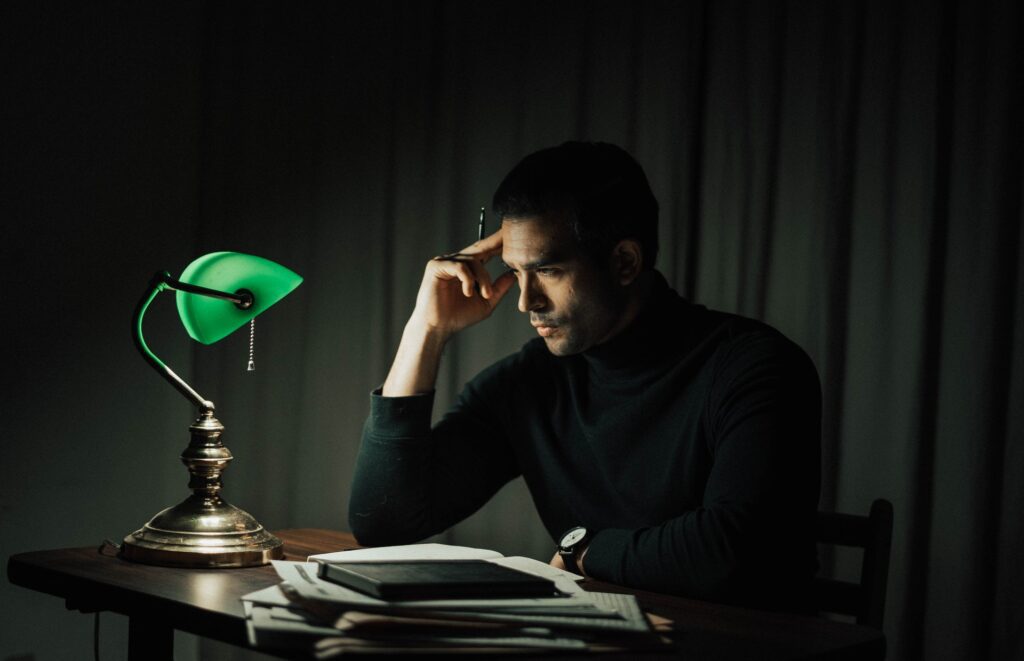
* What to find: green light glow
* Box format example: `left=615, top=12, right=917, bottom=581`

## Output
left=176, top=252, right=303, bottom=345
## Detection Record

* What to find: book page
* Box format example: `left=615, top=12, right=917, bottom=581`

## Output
left=489, top=556, right=583, bottom=583
left=309, top=543, right=504, bottom=563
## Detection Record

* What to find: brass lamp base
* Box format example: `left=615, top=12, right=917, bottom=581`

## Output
left=122, top=410, right=283, bottom=568
left=122, top=495, right=283, bottom=568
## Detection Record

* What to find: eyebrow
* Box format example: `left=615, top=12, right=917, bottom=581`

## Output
left=503, top=256, right=566, bottom=271
left=502, top=242, right=575, bottom=270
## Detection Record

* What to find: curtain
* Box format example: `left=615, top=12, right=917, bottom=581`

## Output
left=190, top=2, right=1023, bottom=659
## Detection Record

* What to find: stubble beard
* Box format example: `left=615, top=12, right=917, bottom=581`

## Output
left=539, top=300, right=619, bottom=357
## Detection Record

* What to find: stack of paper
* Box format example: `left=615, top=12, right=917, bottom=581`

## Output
left=241, top=543, right=670, bottom=656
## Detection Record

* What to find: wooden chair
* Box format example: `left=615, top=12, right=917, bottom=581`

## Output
left=814, top=498, right=893, bottom=629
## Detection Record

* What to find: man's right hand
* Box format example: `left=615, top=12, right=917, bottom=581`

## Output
left=408, top=228, right=516, bottom=340
left=382, top=227, right=516, bottom=397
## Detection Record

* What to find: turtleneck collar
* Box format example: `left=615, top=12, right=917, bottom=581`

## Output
left=578, top=270, right=684, bottom=377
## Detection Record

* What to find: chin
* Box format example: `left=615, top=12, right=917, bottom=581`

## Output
left=544, top=342, right=569, bottom=357
left=543, top=335, right=586, bottom=357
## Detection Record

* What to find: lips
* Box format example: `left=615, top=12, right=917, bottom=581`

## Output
left=532, top=323, right=558, bottom=338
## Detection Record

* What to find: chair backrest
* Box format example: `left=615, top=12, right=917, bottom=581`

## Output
left=814, top=498, right=893, bottom=629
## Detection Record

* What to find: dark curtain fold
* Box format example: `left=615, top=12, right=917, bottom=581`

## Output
left=115, top=1, right=1024, bottom=659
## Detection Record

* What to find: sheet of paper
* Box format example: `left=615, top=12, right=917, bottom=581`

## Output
left=488, top=556, right=584, bottom=583
left=326, top=613, right=588, bottom=652
left=314, top=631, right=586, bottom=655
left=438, top=592, right=652, bottom=633
left=272, top=561, right=606, bottom=613
left=241, top=583, right=294, bottom=607
left=250, top=604, right=341, bottom=636
left=309, top=543, right=503, bottom=563
left=268, top=605, right=324, bottom=623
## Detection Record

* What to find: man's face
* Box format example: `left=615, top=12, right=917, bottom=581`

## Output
left=501, top=217, right=626, bottom=356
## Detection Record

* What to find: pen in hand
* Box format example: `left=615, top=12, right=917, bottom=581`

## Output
left=475, top=207, right=486, bottom=297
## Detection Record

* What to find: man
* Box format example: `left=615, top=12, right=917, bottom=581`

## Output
left=349, top=142, right=821, bottom=611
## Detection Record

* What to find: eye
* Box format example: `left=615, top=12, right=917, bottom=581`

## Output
left=537, top=267, right=560, bottom=276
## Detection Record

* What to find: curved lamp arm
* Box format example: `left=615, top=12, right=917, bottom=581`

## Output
left=132, top=271, right=254, bottom=413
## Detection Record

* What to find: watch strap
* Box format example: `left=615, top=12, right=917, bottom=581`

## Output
left=559, top=547, right=581, bottom=575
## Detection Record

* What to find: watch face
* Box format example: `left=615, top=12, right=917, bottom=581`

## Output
left=560, top=527, right=588, bottom=547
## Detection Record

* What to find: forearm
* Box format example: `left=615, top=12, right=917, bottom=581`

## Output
left=382, top=317, right=449, bottom=396
left=383, top=229, right=513, bottom=398
left=583, top=506, right=761, bottom=598
left=583, top=333, right=821, bottom=608
left=349, top=394, right=440, bottom=545
left=355, top=321, right=453, bottom=542
left=350, top=370, right=520, bottom=546
left=582, top=498, right=816, bottom=611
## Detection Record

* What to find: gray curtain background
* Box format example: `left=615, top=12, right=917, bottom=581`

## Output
left=2, top=1, right=1021, bottom=660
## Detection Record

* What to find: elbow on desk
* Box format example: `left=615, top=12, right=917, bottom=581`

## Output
left=348, top=511, right=393, bottom=547
left=348, top=524, right=426, bottom=548
left=348, top=504, right=429, bottom=547
left=348, top=525, right=396, bottom=548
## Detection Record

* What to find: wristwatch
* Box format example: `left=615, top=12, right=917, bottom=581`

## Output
left=557, top=526, right=592, bottom=575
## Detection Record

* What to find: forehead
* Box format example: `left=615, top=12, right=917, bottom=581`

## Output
left=501, top=217, right=578, bottom=266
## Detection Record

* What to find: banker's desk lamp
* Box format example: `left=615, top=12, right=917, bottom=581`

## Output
left=122, top=251, right=302, bottom=568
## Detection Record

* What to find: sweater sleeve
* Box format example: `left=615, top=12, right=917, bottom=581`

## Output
left=348, top=364, right=521, bottom=546
left=582, top=330, right=822, bottom=608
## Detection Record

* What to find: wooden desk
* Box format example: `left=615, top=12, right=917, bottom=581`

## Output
left=7, top=529, right=884, bottom=660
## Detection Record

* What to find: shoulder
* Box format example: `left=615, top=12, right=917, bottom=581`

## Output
left=699, top=312, right=821, bottom=406
left=652, top=281, right=798, bottom=364
left=721, top=317, right=814, bottom=374
left=674, top=297, right=811, bottom=370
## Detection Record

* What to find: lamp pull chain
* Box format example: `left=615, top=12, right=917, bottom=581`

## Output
left=247, top=319, right=255, bottom=371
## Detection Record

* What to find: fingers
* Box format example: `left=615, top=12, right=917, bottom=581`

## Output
left=430, top=257, right=491, bottom=298
left=451, top=260, right=478, bottom=298
left=459, top=226, right=504, bottom=260
left=428, top=226, right=506, bottom=302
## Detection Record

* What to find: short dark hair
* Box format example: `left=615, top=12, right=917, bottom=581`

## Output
left=492, top=141, right=659, bottom=269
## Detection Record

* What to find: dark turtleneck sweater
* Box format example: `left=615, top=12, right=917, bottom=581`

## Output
left=349, top=272, right=821, bottom=611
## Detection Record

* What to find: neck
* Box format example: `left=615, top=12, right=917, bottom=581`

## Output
left=594, top=270, right=657, bottom=346
left=580, top=270, right=677, bottom=375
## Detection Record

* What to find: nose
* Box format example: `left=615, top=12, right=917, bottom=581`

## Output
left=517, top=274, right=547, bottom=313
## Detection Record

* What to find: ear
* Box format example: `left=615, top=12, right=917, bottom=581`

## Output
left=610, top=239, right=643, bottom=285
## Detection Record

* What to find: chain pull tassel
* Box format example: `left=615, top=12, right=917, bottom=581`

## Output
left=247, top=318, right=255, bottom=372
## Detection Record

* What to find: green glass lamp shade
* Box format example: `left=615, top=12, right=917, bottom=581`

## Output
left=176, top=252, right=303, bottom=344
